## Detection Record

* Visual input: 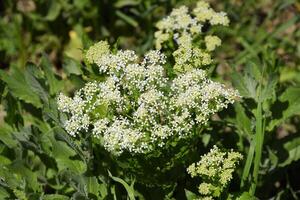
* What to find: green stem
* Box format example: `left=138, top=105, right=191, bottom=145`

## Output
left=240, top=138, right=255, bottom=188
left=250, top=100, right=264, bottom=196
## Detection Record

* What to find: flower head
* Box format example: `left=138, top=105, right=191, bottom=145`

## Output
left=187, top=146, right=243, bottom=198
left=57, top=42, right=239, bottom=155
left=155, top=1, right=229, bottom=72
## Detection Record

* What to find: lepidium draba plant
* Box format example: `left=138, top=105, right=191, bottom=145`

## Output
left=187, top=146, right=243, bottom=199
left=56, top=1, right=239, bottom=186
left=155, top=1, right=229, bottom=73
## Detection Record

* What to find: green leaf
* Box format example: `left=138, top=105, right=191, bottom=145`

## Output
left=25, top=64, right=49, bottom=104
left=10, top=160, right=41, bottom=192
left=42, top=194, right=69, bottom=200
left=260, top=75, right=277, bottom=102
left=115, top=11, right=138, bottom=27
left=86, top=176, right=100, bottom=196
left=63, top=57, right=83, bottom=76
left=279, top=137, right=300, bottom=167
left=237, top=192, right=255, bottom=200
left=232, top=72, right=257, bottom=100
left=0, top=187, right=9, bottom=199
left=0, top=68, right=42, bottom=108
left=0, top=155, right=11, bottom=165
left=0, top=123, right=18, bottom=148
left=114, top=0, right=141, bottom=8
left=55, top=158, right=86, bottom=174
left=184, top=189, right=198, bottom=200
left=40, top=56, right=63, bottom=95
left=45, top=0, right=62, bottom=21
left=99, top=183, right=108, bottom=198
left=51, top=137, right=86, bottom=174
left=268, top=87, right=300, bottom=130
left=108, top=171, right=136, bottom=200
left=234, top=103, right=252, bottom=136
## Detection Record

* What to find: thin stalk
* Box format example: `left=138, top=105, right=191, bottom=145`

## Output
left=250, top=99, right=264, bottom=196
left=240, top=138, right=255, bottom=188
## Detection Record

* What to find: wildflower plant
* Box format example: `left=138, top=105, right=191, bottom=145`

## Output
left=58, top=44, right=238, bottom=155
left=155, top=1, right=229, bottom=73
left=187, top=146, right=243, bottom=199
left=56, top=0, right=239, bottom=185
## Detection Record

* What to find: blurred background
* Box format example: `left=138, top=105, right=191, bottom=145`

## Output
left=1, top=0, right=299, bottom=77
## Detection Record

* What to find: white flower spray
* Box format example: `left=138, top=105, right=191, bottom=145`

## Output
left=155, top=1, right=229, bottom=72
left=57, top=1, right=239, bottom=156
left=187, top=146, right=243, bottom=199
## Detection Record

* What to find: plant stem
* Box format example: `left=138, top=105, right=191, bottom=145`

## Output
left=240, top=138, right=255, bottom=188
left=250, top=99, right=264, bottom=196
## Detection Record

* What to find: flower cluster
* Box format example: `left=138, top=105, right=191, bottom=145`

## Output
left=57, top=42, right=239, bottom=155
left=155, top=1, right=229, bottom=72
left=187, top=146, right=243, bottom=199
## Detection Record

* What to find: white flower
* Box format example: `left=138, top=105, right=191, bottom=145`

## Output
left=154, top=1, right=229, bottom=71
left=58, top=42, right=239, bottom=155
left=187, top=146, right=243, bottom=198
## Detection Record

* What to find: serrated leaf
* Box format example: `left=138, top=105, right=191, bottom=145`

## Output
left=260, top=75, right=277, bottom=102
left=25, top=64, right=49, bottom=104
left=0, top=68, right=42, bottom=108
left=232, top=72, right=257, bottom=100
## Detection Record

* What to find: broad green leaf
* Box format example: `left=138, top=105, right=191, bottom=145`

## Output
left=55, top=158, right=86, bottom=174
left=0, top=123, right=18, bottom=148
left=279, top=137, right=300, bottom=167
left=25, top=64, right=49, bottom=104
left=0, top=155, right=11, bottom=165
left=63, top=57, right=82, bottom=76
left=0, top=68, right=42, bottom=108
left=232, top=72, right=257, bottom=100
left=268, top=87, right=300, bottom=130
left=86, top=176, right=99, bottom=196
left=51, top=138, right=86, bottom=174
